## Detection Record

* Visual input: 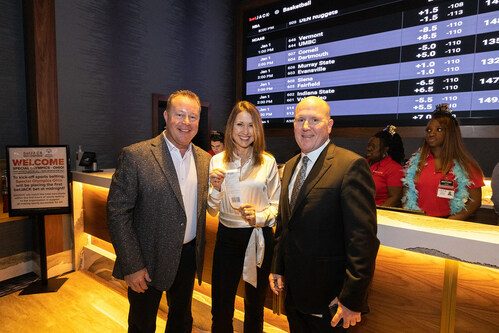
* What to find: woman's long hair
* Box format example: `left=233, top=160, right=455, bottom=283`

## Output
left=223, top=101, right=266, bottom=166
left=415, top=105, right=483, bottom=180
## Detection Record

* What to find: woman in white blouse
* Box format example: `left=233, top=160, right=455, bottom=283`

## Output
left=208, top=101, right=281, bottom=332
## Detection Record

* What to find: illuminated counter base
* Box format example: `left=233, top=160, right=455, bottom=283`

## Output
left=71, top=171, right=286, bottom=332
left=369, top=211, right=499, bottom=332
left=378, top=210, right=498, bottom=268
left=72, top=171, right=499, bottom=332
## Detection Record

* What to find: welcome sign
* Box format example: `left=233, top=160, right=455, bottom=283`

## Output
left=6, top=146, right=71, bottom=216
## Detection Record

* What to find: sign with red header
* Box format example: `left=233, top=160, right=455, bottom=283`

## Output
left=6, top=146, right=71, bottom=216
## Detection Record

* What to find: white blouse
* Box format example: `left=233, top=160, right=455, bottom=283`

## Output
left=207, top=150, right=281, bottom=287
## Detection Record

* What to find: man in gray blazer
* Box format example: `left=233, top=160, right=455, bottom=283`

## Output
left=270, top=96, right=379, bottom=332
left=107, top=90, right=211, bottom=333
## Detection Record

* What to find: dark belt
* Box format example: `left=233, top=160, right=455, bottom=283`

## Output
left=183, top=238, right=196, bottom=247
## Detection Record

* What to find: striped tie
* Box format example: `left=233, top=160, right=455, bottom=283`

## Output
left=289, top=156, right=309, bottom=210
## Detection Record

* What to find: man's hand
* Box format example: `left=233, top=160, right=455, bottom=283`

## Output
left=330, top=297, right=361, bottom=329
left=125, top=268, right=151, bottom=293
left=269, top=273, right=285, bottom=295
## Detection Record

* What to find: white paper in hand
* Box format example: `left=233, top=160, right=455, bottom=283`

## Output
left=225, top=169, right=242, bottom=209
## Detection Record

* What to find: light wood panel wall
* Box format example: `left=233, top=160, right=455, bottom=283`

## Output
left=350, top=247, right=499, bottom=333
left=351, top=246, right=445, bottom=332
left=455, top=263, right=499, bottom=332
left=82, top=184, right=110, bottom=242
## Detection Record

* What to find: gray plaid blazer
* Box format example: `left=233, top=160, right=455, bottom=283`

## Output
left=107, top=134, right=211, bottom=291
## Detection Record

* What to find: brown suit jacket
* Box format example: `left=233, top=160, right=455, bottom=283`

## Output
left=271, top=143, right=379, bottom=313
left=107, top=134, right=211, bottom=291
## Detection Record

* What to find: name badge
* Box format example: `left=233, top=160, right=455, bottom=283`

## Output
left=437, top=180, right=454, bottom=199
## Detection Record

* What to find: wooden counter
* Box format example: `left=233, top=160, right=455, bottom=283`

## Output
left=377, top=209, right=498, bottom=267
left=0, top=202, right=26, bottom=224
left=72, top=171, right=499, bottom=332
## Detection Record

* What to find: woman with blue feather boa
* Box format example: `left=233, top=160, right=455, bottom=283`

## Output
left=402, top=104, right=484, bottom=220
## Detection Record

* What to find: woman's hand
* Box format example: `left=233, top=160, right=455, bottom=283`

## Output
left=239, top=203, right=256, bottom=226
left=209, top=168, right=226, bottom=191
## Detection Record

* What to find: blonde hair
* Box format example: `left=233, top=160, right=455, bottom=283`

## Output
left=166, top=90, right=201, bottom=112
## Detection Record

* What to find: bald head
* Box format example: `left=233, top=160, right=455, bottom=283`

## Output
left=294, top=96, right=333, bottom=154
left=296, top=96, right=331, bottom=119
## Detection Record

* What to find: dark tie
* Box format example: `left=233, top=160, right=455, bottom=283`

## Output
left=289, top=156, right=309, bottom=210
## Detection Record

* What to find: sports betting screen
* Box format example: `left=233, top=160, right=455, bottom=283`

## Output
left=242, top=0, right=499, bottom=126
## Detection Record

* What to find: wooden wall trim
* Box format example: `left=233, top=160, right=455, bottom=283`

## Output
left=441, top=260, right=459, bottom=333
left=23, top=0, right=59, bottom=145
left=265, top=125, right=499, bottom=139
left=23, top=0, right=63, bottom=256
left=152, top=93, right=169, bottom=137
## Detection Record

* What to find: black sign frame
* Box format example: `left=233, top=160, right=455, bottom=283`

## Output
left=6, top=145, right=72, bottom=217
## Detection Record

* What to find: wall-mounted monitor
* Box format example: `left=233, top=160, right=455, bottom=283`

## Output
left=241, top=0, right=499, bottom=127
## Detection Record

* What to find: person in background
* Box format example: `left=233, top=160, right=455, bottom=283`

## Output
left=107, top=90, right=212, bottom=332
left=208, top=101, right=280, bottom=332
left=402, top=103, right=484, bottom=220
left=209, top=131, right=225, bottom=156
left=491, top=162, right=499, bottom=224
left=270, top=96, right=379, bottom=332
left=366, top=125, right=405, bottom=207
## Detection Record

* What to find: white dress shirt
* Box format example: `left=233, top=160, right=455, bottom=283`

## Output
left=208, top=149, right=281, bottom=287
left=163, top=132, right=198, bottom=244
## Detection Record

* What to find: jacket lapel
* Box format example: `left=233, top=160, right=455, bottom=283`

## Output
left=192, top=144, right=208, bottom=219
left=291, top=143, right=335, bottom=215
left=150, top=134, right=185, bottom=212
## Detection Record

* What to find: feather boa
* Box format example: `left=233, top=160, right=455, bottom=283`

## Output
left=402, top=152, right=472, bottom=215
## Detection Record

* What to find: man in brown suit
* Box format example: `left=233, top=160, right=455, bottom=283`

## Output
left=107, top=90, right=211, bottom=332
left=270, top=96, right=379, bottom=332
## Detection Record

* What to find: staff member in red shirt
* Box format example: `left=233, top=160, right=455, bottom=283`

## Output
left=366, top=125, right=405, bottom=207
left=208, top=131, right=225, bottom=156
left=402, top=104, right=484, bottom=220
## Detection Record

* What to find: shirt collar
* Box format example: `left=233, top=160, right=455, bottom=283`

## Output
left=231, top=147, right=253, bottom=168
left=162, top=131, right=192, bottom=154
left=372, top=155, right=392, bottom=166
left=301, top=139, right=330, bottom=166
